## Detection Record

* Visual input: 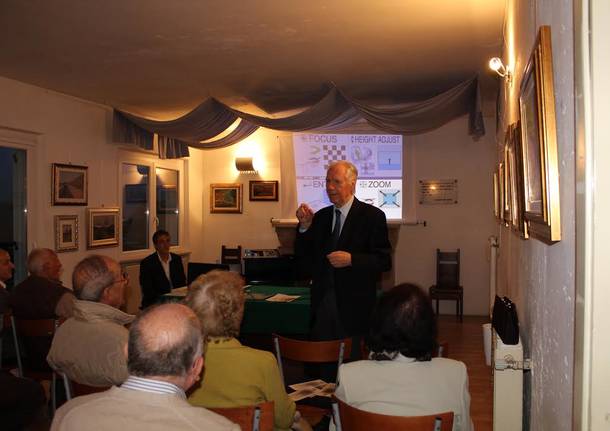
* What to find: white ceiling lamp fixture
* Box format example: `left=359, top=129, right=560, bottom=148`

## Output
left=489, top=57, right=512, bottom=84
left=235, top=157, right=257, bottom=174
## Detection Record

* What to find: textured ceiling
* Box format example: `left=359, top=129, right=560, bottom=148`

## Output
left=0, top=0, right=504, bottom=119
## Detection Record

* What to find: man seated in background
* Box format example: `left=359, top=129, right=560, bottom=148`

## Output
left=10, top=248, right=75, bottom=319
left=47, top=255, right=134, bottom=387
left=139, top=229, right=186, bottom=309
left=51, top=303, right=239, bottom=431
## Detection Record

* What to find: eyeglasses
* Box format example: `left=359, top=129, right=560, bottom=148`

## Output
left=112, top=272, right=129, bottom=284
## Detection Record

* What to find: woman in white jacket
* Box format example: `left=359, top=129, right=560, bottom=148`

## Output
left=334, top=283, right=474, bottom=431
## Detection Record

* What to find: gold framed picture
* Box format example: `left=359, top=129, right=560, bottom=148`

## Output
left=518, top=25, right=560, bottom=243
left=87, top=207, right=120, bottom=249
left=52, top=163, right=88, bottom=205
left=54, top=215, right=79, bottom=252
left=210, top=183, right=242, bottom=213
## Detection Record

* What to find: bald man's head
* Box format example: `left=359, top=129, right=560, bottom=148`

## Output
left=127, top=303, right=203, bottom=378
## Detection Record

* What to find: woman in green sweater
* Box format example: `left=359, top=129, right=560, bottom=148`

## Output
left=185, top=270, right=311, bottom=431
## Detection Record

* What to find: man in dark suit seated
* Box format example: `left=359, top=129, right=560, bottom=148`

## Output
left=139, top=230, right=186, bottom=309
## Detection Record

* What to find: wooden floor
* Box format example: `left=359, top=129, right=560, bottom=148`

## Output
left=438, top=315, right=493, bottom=431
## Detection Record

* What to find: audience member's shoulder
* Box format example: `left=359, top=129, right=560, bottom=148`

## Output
left=431, top=357, right=468, bottom=373
left=191, top=406, right=241, bottom=430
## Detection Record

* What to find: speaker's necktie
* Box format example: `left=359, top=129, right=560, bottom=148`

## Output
left=331, top=209, right=341, bottom=249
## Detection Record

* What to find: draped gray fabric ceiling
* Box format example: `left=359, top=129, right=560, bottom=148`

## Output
left=113, top=77, right=485, bottom=158
left=0, top=1, right=504, bottom=124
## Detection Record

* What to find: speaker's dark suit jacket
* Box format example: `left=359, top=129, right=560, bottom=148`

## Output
left=295, top=198, right=392, bottom=336
left=139, top=252, right=186, bottom=308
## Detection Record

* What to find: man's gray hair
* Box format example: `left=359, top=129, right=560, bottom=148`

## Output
left=26, top=248, right=55, bottom=275
left=128, top=304, right=204, bottom=378
left=330, top=160, right=359, bottom=182
left=72, top=255, right=115, bottom=301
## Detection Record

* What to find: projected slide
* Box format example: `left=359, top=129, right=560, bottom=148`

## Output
left=293, top=133, right=403, bottom=220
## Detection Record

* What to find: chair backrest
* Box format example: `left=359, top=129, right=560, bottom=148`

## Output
left=221, top=245, right=242, bottom=265
left=0, top=310, right=11, bottom=369
left=187, top=262, right=230, bottom=284
left=273, top=334, right=352, bottom=385
left=11, top=316, right=60, bottom=376
left=208, top=401, right=274, bottom=431
left=436, top=249, right=460, bottom=288
left=331, top=395, right=454, bottom=431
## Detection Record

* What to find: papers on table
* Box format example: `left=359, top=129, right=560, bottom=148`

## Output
left=265, top=293, right=301, bottom=302
left=288, top=379, right=336, bottom=401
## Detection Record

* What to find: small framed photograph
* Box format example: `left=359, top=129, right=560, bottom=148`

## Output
left=249, top=180, right=279, bottom=201
left=87, top=207, right=120, bottom=249
left=52, top=163, right=88, bottom=205
left=210, top=183, right=242, bottom=213
left=55, top=215, right=79, bottom=252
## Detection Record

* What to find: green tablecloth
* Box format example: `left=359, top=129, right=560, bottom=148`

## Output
left=161, top=285, right=311, bottom=335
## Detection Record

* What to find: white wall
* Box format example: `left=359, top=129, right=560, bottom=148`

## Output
left=395, top=115, right=498, bottom=316
left=0, top=76, right=204, bottom=295
left=496, top=1, right=575, bottom=429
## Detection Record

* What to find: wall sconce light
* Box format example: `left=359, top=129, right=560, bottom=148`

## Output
left=489, top=57, right=512, bottom=84
left=235, top=157, right=257, bottom=174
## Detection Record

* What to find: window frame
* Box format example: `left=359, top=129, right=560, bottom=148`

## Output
left=118, top=150, right=188, bottom=261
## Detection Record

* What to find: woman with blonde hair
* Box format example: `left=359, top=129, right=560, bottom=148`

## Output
left=185, top=270, right=311, bottom=431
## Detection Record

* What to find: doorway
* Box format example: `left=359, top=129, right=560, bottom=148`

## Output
left=0, top=146, right=27, bottom=287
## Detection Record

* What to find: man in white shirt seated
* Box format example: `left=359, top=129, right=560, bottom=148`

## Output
left=51, top=303, right=239, bottom=431
left=139, top=230, right=186, bottom=309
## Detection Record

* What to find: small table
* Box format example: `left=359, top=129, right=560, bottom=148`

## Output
left=161, top=285, right=311, bottom=335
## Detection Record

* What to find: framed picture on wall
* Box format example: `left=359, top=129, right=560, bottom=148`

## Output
left=52, top=163, right=88, bottom=205
left=249, top=180, right=279, bottom=201
left=54, top=215, right=79, bottom=252
left=210, top=183, right=242, bottom=213
left=87, top=207, right=120, bottom=248
left=518, top=25, right=560, bottom=243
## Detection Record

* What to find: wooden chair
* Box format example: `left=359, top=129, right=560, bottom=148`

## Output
left=11, top=316, right=61, bottom=413
left=331, top=395, right=454, bottom=431
left=273, top=334, right=352, bottom=426
left=429, top=249, right=463, bottom=322
left=272, top=335, right=353, bottom=386
left=208, top=401, right=274, bottom=431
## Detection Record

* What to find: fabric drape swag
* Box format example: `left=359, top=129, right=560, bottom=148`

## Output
left=112, top=76, right=485, bottom=159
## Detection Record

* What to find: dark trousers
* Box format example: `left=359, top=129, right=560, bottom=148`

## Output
left=0, top=371, right=46, bottom=431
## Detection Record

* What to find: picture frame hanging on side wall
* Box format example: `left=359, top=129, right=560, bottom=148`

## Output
left=87, top=207, right=120, bottom=249
left=249, top=180, right=279, bottom=201
left=210, top=183, right=242, bottom=213
left=52, top=163, right=88, bottom=205
left=518, top=25, right=560, bottom=243
left=54, top=215, right=79, bottom=252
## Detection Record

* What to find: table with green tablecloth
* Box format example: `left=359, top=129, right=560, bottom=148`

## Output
left=161, top=285, right=311, bottom=335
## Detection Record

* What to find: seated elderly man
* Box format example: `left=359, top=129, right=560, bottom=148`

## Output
left=10, top=248, right=75, bottom=319
left=51, top=303, right=239, bottom=431
left=0, top=248, right=14, bottom=313
left=47, top=255, right=134, bottom=387
left=186, top=270, right=312, bottom=431
left=334, top=283, right=473, bottom=431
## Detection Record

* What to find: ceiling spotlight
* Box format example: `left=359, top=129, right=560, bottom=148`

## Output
left=489, top=57, right=512, bottom=83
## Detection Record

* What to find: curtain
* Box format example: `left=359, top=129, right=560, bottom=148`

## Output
left=113, top=76, right=485, bottom=158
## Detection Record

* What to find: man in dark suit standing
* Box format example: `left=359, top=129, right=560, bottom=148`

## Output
left=295, top=161, right=392, bottom=344
left=139, top=230, right=186, bottom=309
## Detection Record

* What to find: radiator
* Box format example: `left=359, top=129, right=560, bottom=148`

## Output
left=492, top=329, right=526, bottom=431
